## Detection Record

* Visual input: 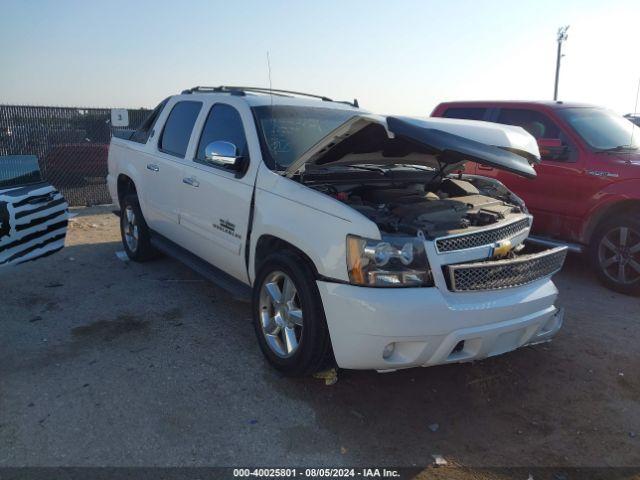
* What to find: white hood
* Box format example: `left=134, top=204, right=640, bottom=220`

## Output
left=285, top=115, right=540, bottom=179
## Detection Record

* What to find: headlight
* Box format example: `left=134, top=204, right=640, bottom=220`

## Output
left=346, top=235, right=434, bottom=287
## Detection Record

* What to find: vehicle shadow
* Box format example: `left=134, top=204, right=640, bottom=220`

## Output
left=3, top=239, right=638, bottom=468
left=262, top=251, right=640, bottom=466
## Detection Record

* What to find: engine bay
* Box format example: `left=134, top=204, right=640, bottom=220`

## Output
left=300, top=167, right=527, bottom=238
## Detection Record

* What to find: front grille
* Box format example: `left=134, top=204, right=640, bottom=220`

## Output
left=436, top=218, right=531, bottom=253
left=445, top=247, right=567, bottom=292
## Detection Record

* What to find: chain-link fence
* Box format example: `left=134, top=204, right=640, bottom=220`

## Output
left=0, top=105, right=150, bottom=206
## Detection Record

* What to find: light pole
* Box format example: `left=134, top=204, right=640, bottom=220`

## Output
left=554, top=25, right=570, bottom=101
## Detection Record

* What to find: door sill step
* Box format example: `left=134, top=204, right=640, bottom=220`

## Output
left=150, top=232, right=252, bottom=302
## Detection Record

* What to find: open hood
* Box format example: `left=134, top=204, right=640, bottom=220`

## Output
left=284, top=115, right=540, bottom=179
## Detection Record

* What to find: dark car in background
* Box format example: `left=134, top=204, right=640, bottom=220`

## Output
left=432, top=101, right=640, bottom=294
left=43, top=143, right=109, bottom=188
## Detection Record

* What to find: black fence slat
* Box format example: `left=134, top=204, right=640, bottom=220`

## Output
left=0, top=105, right=150, bottom=206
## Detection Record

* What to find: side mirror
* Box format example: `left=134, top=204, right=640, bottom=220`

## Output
left=537, top=138, right=570, bottom=161
left=204, top=141, right=242, bottom=169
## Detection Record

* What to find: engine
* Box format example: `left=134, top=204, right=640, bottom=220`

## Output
left=312, top=177, right=524, bottom=238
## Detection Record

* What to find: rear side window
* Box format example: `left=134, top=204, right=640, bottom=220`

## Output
left=131, top=98, right=168, bottom=144
left=196, top=104, right=249, bottom=167
left=496, top=108, right=560, bottom=139
left=443, top=107, right=487, bottom=120
left=160, top=101, right=202, bottom=157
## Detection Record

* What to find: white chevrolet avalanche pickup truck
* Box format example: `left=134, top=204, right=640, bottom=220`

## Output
left=108, top=86, right=567, bottom=376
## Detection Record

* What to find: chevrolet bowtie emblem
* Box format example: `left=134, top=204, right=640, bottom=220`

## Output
left=492, top=240, right=512, bottom=258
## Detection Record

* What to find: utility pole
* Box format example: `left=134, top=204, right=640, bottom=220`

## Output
left=553, top=25, right=570, bottom=101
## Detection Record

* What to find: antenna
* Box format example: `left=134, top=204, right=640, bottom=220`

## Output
left=266, top=51, right=274, bottom=107
left=266, top=51, right=277, bottom=154
left=631, top=77, right=640, bottom=147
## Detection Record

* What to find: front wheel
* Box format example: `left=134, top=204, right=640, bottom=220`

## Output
left=590, top=215, right=640, bottom=295
left=252, top=252, right=333, bottom=376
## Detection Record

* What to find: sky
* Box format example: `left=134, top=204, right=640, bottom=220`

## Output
left=1, top=0, right=639, bottom=115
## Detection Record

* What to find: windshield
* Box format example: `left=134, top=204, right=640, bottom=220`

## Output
left=558, top=107, right=640, bottom=150
left=252, top=105, right=357, bottom=169
left=0, top=155, right=43, bottom=189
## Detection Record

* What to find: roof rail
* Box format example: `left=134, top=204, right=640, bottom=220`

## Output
left=181, top=86, right=359, bottom=108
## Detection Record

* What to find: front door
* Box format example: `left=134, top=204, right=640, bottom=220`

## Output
left=179, top=103, right=254, bottom=282
left=485, top=108, right=582, bottom=240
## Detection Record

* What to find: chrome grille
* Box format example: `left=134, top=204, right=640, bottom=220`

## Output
left=445, top=247, right=567, bottom=292
left=436, top=218, right=531, bottom=253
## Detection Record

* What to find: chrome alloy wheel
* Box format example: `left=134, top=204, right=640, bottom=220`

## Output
left=123, top=205, right=139, bottom=253
left=598, top=226, right=640, bottom=285
left=258, top=271, right=304, bottom=358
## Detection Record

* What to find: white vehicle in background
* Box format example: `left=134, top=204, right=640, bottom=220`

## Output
left=107, top=86, right=567, bottom=375
left=0, top=155, right=68, bottom=267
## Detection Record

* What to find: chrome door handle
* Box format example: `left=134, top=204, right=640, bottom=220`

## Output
left=182, top=177, right=199, bottom=187
left=146, top=163, right=160, bottom=172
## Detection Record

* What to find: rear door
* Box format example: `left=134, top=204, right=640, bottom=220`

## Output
left=0, top=155, right=68, bottom=267
left=179, top=102, right=254, bottom=282
left=143, top=100, right=202, bottom=242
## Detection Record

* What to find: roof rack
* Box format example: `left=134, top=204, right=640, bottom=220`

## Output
left=181, top=86, right=359, bottom=108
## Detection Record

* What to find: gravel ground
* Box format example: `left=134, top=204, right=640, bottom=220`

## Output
left=1, top=206, right=639, bottom=470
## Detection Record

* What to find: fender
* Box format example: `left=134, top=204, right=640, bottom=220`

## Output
left=581, top=179, right=640, bottom=243
left=248, top=168, right=380, bottom=283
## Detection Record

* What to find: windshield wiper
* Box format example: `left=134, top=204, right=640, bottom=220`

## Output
left=598, top=145, right=639, bottom=153
left=342, top=164, right=388, bottom=173
left=391, top=164, right=434, bottom=171
left=301, top=164, right=387, bottom=174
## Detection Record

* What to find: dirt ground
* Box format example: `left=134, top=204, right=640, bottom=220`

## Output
left=1, top=206, right=639, bottom=472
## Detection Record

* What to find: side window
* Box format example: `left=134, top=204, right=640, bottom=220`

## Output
left=497, top=108, right=575, bottom=162
left=159, top=101, right=202, bottom=158
left=131, top=98, right=168, bottom=144
left=443, top=107, right=487, bottom=120
left=195, top=103, right=249, bottom=169
left=496, top=109, right=560, bottom=140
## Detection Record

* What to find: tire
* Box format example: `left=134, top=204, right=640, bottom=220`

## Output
left=589, top=214, right=640, bottom=295
left=119, top=194, right=156, bottom=262
left=252, top=252, right=333, bottom=376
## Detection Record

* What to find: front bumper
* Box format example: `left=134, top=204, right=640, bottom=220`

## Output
left=317, top=278, right=562, bottom=370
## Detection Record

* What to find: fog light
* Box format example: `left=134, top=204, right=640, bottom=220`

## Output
left=382, top=343, right=395, bottom=359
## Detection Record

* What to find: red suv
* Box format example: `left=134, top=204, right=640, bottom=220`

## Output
left=432, top=101, right=640, bottom=294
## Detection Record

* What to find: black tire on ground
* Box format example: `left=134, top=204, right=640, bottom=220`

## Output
left=589, top=214, right=640, bottom=296
left=119, top=194, right=156, bottom=262
left=252, top=252, right=334, bottom=376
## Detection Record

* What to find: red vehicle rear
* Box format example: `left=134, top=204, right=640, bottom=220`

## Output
left=432, top=101, right=640, bottom=294
left=43, top=143, right=109, bottom=188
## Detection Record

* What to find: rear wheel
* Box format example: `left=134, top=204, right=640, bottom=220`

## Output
left=120, top=194, right=156, bottom=262
left=590, top=215, right=640, bottom=295
left=252, top=252, right=333, bottom=376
